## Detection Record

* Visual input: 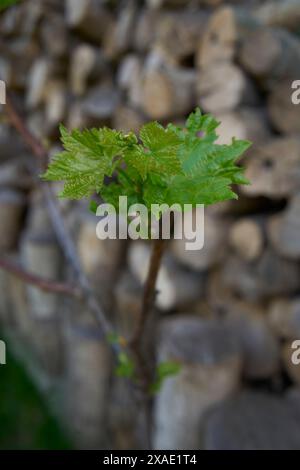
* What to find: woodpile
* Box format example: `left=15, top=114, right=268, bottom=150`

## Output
left=65, top=309, right=112, bottom=448
left=229, top=217, right=264, bottom=261
left=0, top=189, right=25, bottom=251
left=1, top=0, right=300, bottom=451
left=153, top=315, right=241, bottom=449
left=203, top=390, right=300, bottom=450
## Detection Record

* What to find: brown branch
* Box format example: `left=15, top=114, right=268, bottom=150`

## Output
left=129, top=237, right=165, bottom=449
left=5, top=93, right=47, bottom=164
left=0, top=257, right=81, bottom=298
left=130, top=238, right=165, bottom=350
left=129, top=238, right=166, bottom=388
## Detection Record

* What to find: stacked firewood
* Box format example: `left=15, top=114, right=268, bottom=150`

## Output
left=1, top=0, right=300, bottom=450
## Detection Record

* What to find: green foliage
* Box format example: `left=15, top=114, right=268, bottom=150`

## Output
left=0, top=0, right=20, bottom=11
left=42, top=108, right=251, bottom=213
left=115, top=352, right=135, bottom=379
left=107, top=332, right=122, bottom=345
left=89, top=199, right=99, bottom=214
left=150, top=361, right=181, bottom=394
left=107, top=333, right=135, bottom=378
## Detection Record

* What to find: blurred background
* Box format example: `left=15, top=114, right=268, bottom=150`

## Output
left=1, top=0, right=300, bottom=450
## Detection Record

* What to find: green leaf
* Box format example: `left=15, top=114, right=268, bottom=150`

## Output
left=157, top=361, right=181, bottom=377
left=107, top=332, right=121, bottom=345
left=166, top=175, right=238, bottom=208
left=42, top=125, right=128, bottom=199
left=185, top=107, right=219, bottom=137
left=143, top=176, right=168, bottom=210
left=115, top=352, right=135, bottom=379
left=89, top=199, right=99, bottom=214
left=42, top=109, right=251, bottom=212
left=150, top=361, right=181, bottom=394
left=139, top=121, right=182, bottom=176
left=101, top=175, right=141, bottom=209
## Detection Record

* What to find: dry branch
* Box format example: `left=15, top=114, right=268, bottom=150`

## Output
left=0, top=257, right=81, bottom=298
left=5, top=92, right=119, bottom=350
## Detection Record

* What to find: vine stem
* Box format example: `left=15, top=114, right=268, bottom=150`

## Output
left=130, top=238, right=165, bottom=351
left=130, top=237, right=166, bottom=449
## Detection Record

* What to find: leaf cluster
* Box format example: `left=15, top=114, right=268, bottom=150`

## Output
left=42, top=108, right=251, bottom=214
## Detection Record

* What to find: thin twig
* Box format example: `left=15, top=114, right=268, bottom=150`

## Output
left=5, top=93, right=47, bottom=163
left=0, top=257, right=81, bottom=298
left=5, top=92, right=120, bottom=351
left=41, top=183, right=90, bottom=291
